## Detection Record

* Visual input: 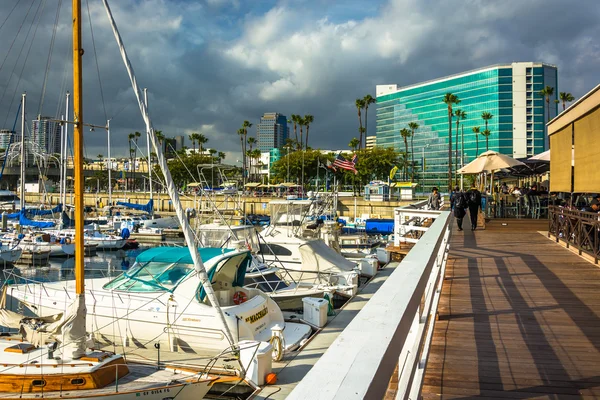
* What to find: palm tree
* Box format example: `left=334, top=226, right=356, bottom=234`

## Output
left=237, top=128, right=245, bottom=178
left=197, top=133, right=208, bottom=154
left=408, top=122, right=419, bottom=182
left=443, top=93, right=460, bottom=190
left=297, top=116, right=305, bottom=151
left=472, top=126, right=481, bottom=158
left=189, top=133, right=196, bottom=152
left=303, top=114, right=314, bottom=149
left=242, top=121, right=252, bottom=182
left=480, top=112, right=493, bottom=153
left=355, top=98, right=366, bottom=150
left=349, top=137, right=360, bottom=151
left=454, top=109, right=466, bottom=184
left=154, top=130, right=165, bottom=147
left=218, top=151, right=226, bottom=163
left=209, top=148, right=217, bottom=161
left=247, top=137, right=257, bottom=153
left=363, top=94, right=376, bottom=148
left=559, top=91, right=575, bottom=111
left=538, top=85, right=555, bottom=125
left=97, top=154, right=104, bottom=172
left=291, top=114, right=300, bottom=146
left=400, top=128, right=411, bottom=181
left=481, top=129, right=491, bottom=151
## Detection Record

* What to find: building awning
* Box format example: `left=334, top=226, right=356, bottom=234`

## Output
left=548, top=83, right=600, bottom=193
left=244, top=182, right=261, bottom=188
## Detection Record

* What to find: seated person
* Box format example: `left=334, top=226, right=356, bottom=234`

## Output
left=511, top=186, right=522, bottom=196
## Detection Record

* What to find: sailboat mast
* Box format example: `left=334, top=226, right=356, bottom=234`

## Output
left=73, top=0, right=85, bottom=295
left=144, top=88, right=153, bottom=208
left=107, top=119, right=112, bottom=205
left=63, top=92, right=70, bottom=206
left=20, top=93, right=26, bottom=208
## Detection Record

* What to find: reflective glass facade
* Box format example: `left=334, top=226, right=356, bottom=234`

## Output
left=376, top=63, right=558, bottom=189
left=257, top=112, right=289, bottom=152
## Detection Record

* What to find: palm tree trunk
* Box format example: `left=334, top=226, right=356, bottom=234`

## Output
left=364, top=106, right=368, bottom=148
left=447, top=109, right=452, bottom=191
left=299, top=127, right=303, bottom=151
left=486, top=137, right=489, bottom=151
left=357, top=111, right=363, bottom=150
left=305, top=126, right=309, bottom=149
left=294, top=124, right=298, bottom=146
left=410, top=135, right=414, bottom=183
left=476, top=133, right=479, bottom=156
left=404, top=138, right=408, bottom=181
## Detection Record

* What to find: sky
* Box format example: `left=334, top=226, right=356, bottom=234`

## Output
left=0, top=0, right=599, bottom=164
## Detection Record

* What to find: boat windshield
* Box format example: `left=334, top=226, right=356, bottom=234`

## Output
left=103, top=261, right=194, bottom=292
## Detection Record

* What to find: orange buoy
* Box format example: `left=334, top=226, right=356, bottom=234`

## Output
left=265, top=372, right=277, bottom=385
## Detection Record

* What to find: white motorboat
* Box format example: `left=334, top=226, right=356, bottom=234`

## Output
left=199, top=222, right=358, bottom=298
left=1, top=232, right=74, bottom=257
left=47, top=229, right=126, bottom=250
left=8, top=246, right=311, bottom=358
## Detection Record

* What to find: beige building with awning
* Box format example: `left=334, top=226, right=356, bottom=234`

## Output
left=549, top=83, right=600, bottom=193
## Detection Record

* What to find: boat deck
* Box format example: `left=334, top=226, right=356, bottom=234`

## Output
left=0, top=363, right=215, bottom=398
left=420, top=219, right=600, bottom=399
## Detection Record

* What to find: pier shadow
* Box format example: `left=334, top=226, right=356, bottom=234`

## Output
left=437, top=221, right=600, bottom=398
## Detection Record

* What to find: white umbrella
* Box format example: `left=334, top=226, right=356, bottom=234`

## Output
left=458, top=150, right=526, bottom=174
left=528, top=150, right=550, bottom=161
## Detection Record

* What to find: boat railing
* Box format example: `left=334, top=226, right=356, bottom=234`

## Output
left=287, top=208, right=451, bottom=399
left=393, top=199, right=436, bottom=244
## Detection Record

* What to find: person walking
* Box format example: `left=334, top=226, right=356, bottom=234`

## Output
left=466, top=184, right=482, bottom=230
left=453, top=189, right=467, bottom=231
left=428, top=187, right=441, bottom=210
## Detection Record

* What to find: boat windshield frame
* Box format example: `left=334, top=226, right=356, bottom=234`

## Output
left=102, top=260, right=194, bottom=292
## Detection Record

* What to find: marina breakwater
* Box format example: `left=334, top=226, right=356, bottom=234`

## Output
left=23, top=192, right=415, bottom=219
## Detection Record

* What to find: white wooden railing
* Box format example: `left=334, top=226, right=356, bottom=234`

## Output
left=287, top=207, right=451, bottom=400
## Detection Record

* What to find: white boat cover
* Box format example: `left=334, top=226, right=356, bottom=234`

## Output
left=298, top=240, right=357, bottom=274
left=61, top=294, right=87, bottom=359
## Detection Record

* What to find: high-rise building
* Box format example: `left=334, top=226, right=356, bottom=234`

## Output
left=365, top=136, right=377, bottom=150
left=376, top=62, right=558, bottom=189
left=257, top=113, right=289, bottom=152
left=31, top=116, right=61, bottom=155
left=0, top=129, right=14, bottom=150
left=174, top=135, right=184, bottom=151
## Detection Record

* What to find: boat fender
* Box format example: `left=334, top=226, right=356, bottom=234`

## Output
left=233, top=291, right=248, bottom=305
left=121, top=228, right=131, bottom=239
left=17, top=233, right=25, bottom=240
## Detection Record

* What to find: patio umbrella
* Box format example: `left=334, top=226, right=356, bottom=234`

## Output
left=458, top=151, right=526, bottom=174
left=529, top=150, right=550, bottom=161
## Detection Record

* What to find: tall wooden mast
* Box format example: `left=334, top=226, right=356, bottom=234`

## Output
left=72, top=0, right=84, bottom=295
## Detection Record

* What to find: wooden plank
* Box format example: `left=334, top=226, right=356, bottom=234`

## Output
left=421, top=219, right=600, bottom=398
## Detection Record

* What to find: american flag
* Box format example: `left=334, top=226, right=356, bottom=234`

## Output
left=330, top=153, right=358, bottom=174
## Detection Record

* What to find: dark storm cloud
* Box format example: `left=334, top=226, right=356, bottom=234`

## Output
left=0, top=0, right=598, bottom=160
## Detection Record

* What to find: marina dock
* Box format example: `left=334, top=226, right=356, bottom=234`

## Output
left=421, top=219, right=600, bottom=398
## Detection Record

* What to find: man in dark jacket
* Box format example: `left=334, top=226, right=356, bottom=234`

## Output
left=466, top=184, right=482, bottom=230
left=453, top=190, right=467, bottom=231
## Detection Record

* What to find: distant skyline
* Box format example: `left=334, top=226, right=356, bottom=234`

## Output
left=0, top=0, right=598, bottom=164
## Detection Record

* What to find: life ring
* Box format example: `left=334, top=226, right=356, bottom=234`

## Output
left=233, top=291, right=248, bottom=305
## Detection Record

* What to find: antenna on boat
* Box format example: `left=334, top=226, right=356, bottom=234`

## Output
left=101, top=0, right=235, bottom=346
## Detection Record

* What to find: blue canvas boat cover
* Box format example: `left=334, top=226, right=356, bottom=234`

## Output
left=27, top=204, right=63, bottom=216
left=116, top=199, right=153, bottom=214
left=19, top=209, right=55, bottom=228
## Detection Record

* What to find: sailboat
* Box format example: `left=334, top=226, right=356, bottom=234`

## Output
left=0, top=1, right=227, bottom=398
left=5, top=0, right=311, bottom=366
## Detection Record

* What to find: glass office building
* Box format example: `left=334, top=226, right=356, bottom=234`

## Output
left=257, top=112, right=289, bottom=152
left=376, top=62, right=558, bottom=190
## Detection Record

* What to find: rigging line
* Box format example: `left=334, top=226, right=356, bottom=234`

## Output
left=0, top=0, right=37, bottom=75
left=85, top=0, right=108, bottom=121
left=38, top=0, right=63, bottom=116
left=0, top=0, right=20, bottom=33
left=2, top=0, right=47, bottom=127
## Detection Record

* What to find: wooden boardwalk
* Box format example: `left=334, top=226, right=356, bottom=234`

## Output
left=422, top=219, right=600, bottom=399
